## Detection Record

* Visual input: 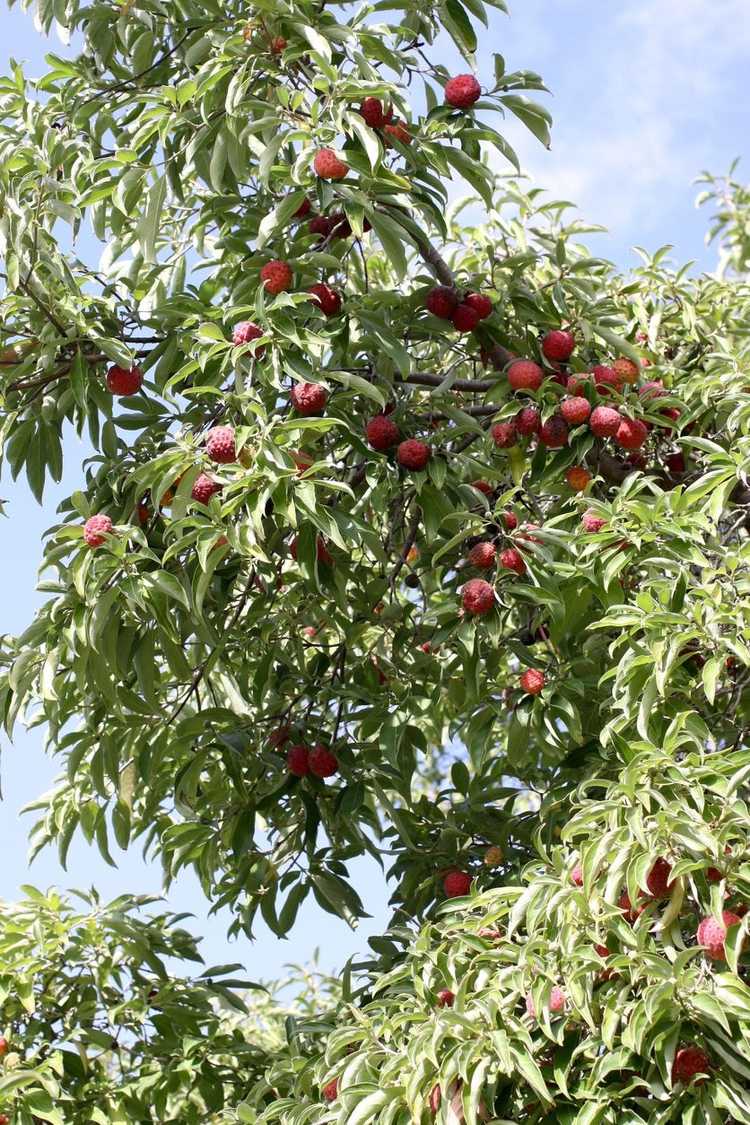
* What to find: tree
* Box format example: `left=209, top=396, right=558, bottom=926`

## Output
left=1, top=0, right=750, bottom=1121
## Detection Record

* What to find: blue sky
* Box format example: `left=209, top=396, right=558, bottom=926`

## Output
left=1, top=0, right=748, bottom=977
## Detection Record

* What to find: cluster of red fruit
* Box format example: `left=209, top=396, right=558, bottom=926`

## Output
left=359, top=96, right=411, bottom=147
left=426, top=285, right=493, bottom=334
left=286, top=742, right=339, bottom=779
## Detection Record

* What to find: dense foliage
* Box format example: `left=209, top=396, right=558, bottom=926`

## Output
left=2, top=0, right=750, bottom=1121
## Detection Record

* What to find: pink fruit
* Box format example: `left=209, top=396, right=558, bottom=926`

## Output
left=232, top=321, right=265, bottom=356
left=542, top=330, right=575, bottom=362
left=697, top=911, right=741, bottom=961
left=539, top=414, right=569, bottom=448
left=615, top=418, right=648, bottom=450
left=436, top=989, right=455, bottom=1008
left=646, top=858, right=674, bottom=898
left=452, top=303, right=480, bottom=333
left=260, top=259, right=293, bottom=294
left=83, top=514, right=113, bottom=548
left=520, top=668, right=545, bottom=695
left=672, top=1046, right=711, bottom=1085
left=462, top=578, right=495, bottom=615
left=582, top=509, right=607, bottom=533
left=491, top=421, right=517, bottom=448
left=360, top=96, right=387, bottom=127
left=313, top=148, right=348, bottom=180
left=287, top=745, right=310, bottom=776
left=560, top=396, right=591, bottom=425
left=444, top=74, right=481, bottom=108
left=290, top=383, right=328, bottom=416
left=508, top=360, right=544, bottom=392
left=589, top=406, right=621, bottom=438
left=468, top=541, right=497, bottom=569
left=205, top=425, right=237, bottom=464
left=464, top=292, right=492, bottom=320
left=499, top=547, right=526, bottom=576
left=191, top=474, right=222, bottom=504
left=515, top=406, right=541, bottom=436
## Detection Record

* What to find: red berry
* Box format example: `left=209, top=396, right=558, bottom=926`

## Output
left=366, top=414, right=400, bottom=451
left=105, top=364, right=143, bottom=396
left=452, top=303, right=480, bottom=333
left=520, top=668, right=545, bottom=695
left=136, top=502, right=150, bottom=525
left=639, top=379, right=667, bottom=401
left=309, top=215, right=334, bottom=238
left=268, top=726, right=292, bottom=748
left=260, top=259, right=293, bottom=295
left=383, top=120, right=411, bottom=146
left=290, top=535, right=332, bottom=565
left=0, top=1114, right=9, bottom=1125
left=560, top=397, right=591, bottom=426
left=293, top=196, right=312, bottom=218
left=566, top=466, right=591, bottom=492
left=697, top=911, right=741, bottom=961
left=571, top=865, right=583, bottom=886
left=313, top=147, right=348, bottom=180
left=542, top=330, right=575, bottom=362
left=429, top=1085, right=441, bottom=1115
left=582, top=509, right=607, bottom=533
left=526, top=986, right=565, bottom=1020
left=205, top=425, right=237, bottom=463
left=322, top=1078, right=340, bottom=1103
left=591, top=364, right=624, bottom=393
left=515, top=405, right=541, bottom=436
left=83, top=513, right=113, bottom=548
left=191, top=474, right=222, bottom=504
left=618, top=889, right=643, bottom=923
left=436, top=989, right=455, bottom=1008
left=309, top=743, right=339, bottom=778
left=508, top=359, right=544, bottom=392
left=463, top=292, right=492, bottom=320
left=646, top=858, right=674, bottom=898
left=290, top=382, right=328, bottom=416
left=491, top=421, right=517, bottom=448
left=665, top=452, right=685, bottom=474
left=539, top=414, right=569, bottom=448
left=499, top=547, right=526, bottom=576
left=613, top=357, right=640, bottom=384
left=471, top=479, right=493, bottom=495
left=444, top=73, right=481, bottom=109
left=462, top=578, right=495, bottom=615
left=589, top=406, right=621, bottom=438
left=360, top=96, right=386, bottom=127
left=307, top=282, right=342, bottom=317
left=615, top=417, right=648, bottom=450
left=287, top=744, right=310, bottom=776
left=468, top=541, right=496, bottom=569
left=397, top=439, right=430, bottom=470
left=443, top=870, right=472, bottom=897
left=503, top=511, right=518, bottom=531
left=232, top=321, right=265, bottom=356
left=426, top=286, right=459, bottom=319
left=672, top=1046, right=711, bottom=1085
left=269, top=35, right=287, bottom=53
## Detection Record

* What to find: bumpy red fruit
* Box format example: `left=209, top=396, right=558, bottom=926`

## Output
left=287, top=744, right=310, bottom=776
left=503, top=511, right=518, bottom=531
left=191, top=474, right=222, bottom=504
left=508, top=359, right=544, bottom=392
left=571, top=865, right=583, bottom=886
left=397, top=439, right=430, bottom=470
left=582, top=509, right=607, bottom=533
left=589, top=405, right=622, bottom=438
left=436, top=989, right=455, bottom=1008
left=309, top=744, right=339, bottom=778
left=672, top=1046, right=710, bottom=1085
left=613, top=356, right=640, bottom=384
left=322, top=1078, right=339, bottom=1103
left=491, top=421, right=517, bottom=448
left=269, top=35, right=287, bottom=53
left=591, top=364, right=623, bottom=393
left=313, top=147, right=348, bottom=180
left=697, top=911, right=741, bottom=960
left=426, top=285, right=459, bottom=319
left=444, top=73, right=481, bottom=108
left=232, top=321, right=265, bottom=355
left=366, top=414, right=400, bottom=451
left=515, top=405, right=541, bottom=436
left=462, top=578, right=495, bottom=615
left=205, top=425, right=237, bottom=463
left=471, top=479, right=493, bottom=495
left=307, top=282, right=341, bottom=317
left=520, top=668, right=545, bottom=694
left=500, top=547, right=526, bottom=576
left=542, top=329, right=575, bottom=362
left=540, top=414, right=569, bottom=448
left=106, top=364, right=143, bottom=396
left=83, top=514, right=112, bottom=548
left=290, top=383, right=328, bottom=416
left=464, top=292, right=492, bottom=320
left=646, top=857, right=674, bottom=898
left=309, top=215, right=334, bottom=238
left=360, top=96, right=386, bottom=127
left=383, top=120, right=411, bottom=146
left=639, top=379, right=667, bottom=401
left=560, top=396, right=591, bottom=425
left=452, top=303, right=480, bottom=333
left=665, top=452, right=686, bottom=474
left=443, top=870, right=472, bottom=897
left=566, top=466, right=591, bottom=492
left=293, top=196, right=312, bottom=218
left=526, top=986, right=565, bottom=1020
left=260, top=259, right=293, bottom=295
left=615, top=417, right=648, bottom=450
left=468, top=541, right=497, bottom=569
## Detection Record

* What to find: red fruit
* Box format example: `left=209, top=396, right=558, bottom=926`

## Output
left=287, top=744, right=310, bottom=776
left=491, top=421, right=517, bottom=448
left=526, top=986, right=566, bottom=1020
left=594, top=943, right=609, bottom=958
left=309, top=743, right=339, bottom=778
left=291, top=535, right=332, bottom=565
left=452, top=303, right=480, bottom=333
left=646, top=858, right=674, bottom=898
left=468, top=541, right=497, bottom=569
left=571, top=865, right=583, bottom=886
left=360, top=96, right=386, bottom=127
left=672, top=1046, right=710, bottom=1085
left=426, top=285, right=459, bottom=319
left=420, top=642, right=433, bottom=653
left=269, top=35, right=287, bottom=53
left=639, top=379, right=667, bottom=401
left=697, top=911, right=741, bottom=961
left=444, top=73, right=481, bottom=109
left=313, top=147, right=348, bottom=180
left=582, top=509, right=607, bottom=533
left=499, top=547, right=526, bottom=576
left=366, top=414, right=400, bottom=451
left=520, top=668, right=545, bottom=695
left=618, top=889, right=644, bottom=923
left=429, top=1084, right=442, bottom=1115
left=290, top=382, right=328, bottom=416
left=232, top=321, right=265, bottom=356
left=105, top=364, right=143, bottom=396
left=293, top=196, right=312, bottom=218
left=503, top=511, right=518, bottom=531
left=665, top=452, right=685, bottom=474
left=615, top=417, right=648, bottom=450
left=540, top=414, right=569, bottom=448
left=517, top=523, right=541, bottom=544
left=0, top=1114, right=9, bottom=1125
left=268, top=726, right=292, bottom=748
left=436, top=989, right=455, bottom=1008
left=260, top=259, right=293, bottom=295
left=464, top=292, right=492, bottom=320
left=462, top=578, right=495, bottom=615
left=191, top=474, right=222, bottom=504
left=508, top=359, right=544, bottom=392
left=560, top=396, right=591, bottom=426
left=515, top=405, right=541, bottom=436
left=136, top=502, right=150, bottom=525
left=307, top=282, right=342, bottom=317
left=83, top=514, right=113, bottom=548
left=205, top=425, right=237, bottom=463
left=591, top=364, right=623, bottom=393
left=566, top=466, right=591, bottom=492
left=322, top=1078, right=340, bottom=1103
left=397, top=439, right=430, bottom=470
left=443, top=870, right=472, bottom=897
left=542, top=330, right=575, bottom=362
left=383, top=120, right=411, bottom=146
left=613, top=357, right=639, bottom=384
left=309, top=215, right=334, bottom=238
left=567, top=372, right=592, bottom=395
left=292, top=450, right=314, bottom=473
left=471, top=479, right=493, bottom=495
left=589, top=406, right=621, bottom=438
